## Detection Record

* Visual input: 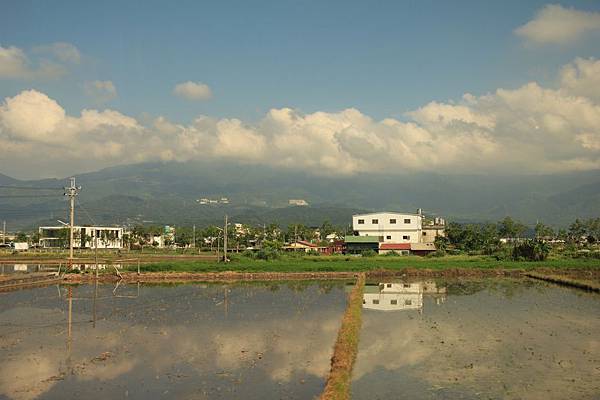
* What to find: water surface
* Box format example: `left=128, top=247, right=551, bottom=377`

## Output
left=0, top=281, right=347, bottom=399
left=352, top=279, right=600, bottom=400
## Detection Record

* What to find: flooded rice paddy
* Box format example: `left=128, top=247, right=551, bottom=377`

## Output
left=0, top=281, right=347, bottom=399
left=1, top=276, right=599, bottom=399
left=352, top=279, right=600, bottom=400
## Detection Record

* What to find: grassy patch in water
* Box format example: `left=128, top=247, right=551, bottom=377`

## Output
left=127, top=254, right=599, bottom=273
left=320, top=273, right=365, bottom=400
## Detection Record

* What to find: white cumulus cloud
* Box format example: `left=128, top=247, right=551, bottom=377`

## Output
left=559, top=57, right=600, bottom=102
left=83, top=80, right=118, bottom=104
left=173, top=81, right=213, bottom=101
left=515, top=4, right=600, bottom=45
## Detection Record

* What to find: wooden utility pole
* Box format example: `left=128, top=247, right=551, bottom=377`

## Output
left=94, top=233, right=98, bottom=280
left=223, top=214, right=228, bottom=262
left=64, top=177, right=81, bottom=268
left=192, top=224, right=196, bottom=249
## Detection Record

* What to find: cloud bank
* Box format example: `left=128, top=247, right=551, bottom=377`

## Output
left=515, top=4, right=600, bottom=45
left=1, top=58, right=599, bottom=178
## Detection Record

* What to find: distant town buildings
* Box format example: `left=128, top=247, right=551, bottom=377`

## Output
left=288, top=199, right=309, bottom=206
left=197, top=197, right=229, bottom=205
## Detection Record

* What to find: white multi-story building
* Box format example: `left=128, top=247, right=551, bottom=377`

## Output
left=39, top=226, right=124, bottom=249
left=352, top=211, right=445, bottom=245
left=352, top=212, right=423, bottom=243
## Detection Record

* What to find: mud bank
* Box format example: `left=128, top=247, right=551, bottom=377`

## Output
left=63, top=268, right=536, bottom=283
left=525, top=272, right=600, bottom=292
left=64, top=271, right=361, bottom=283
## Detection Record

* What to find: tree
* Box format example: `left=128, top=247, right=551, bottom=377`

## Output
left=585, top=218, right=600, bottom=244
left=534, top=222, right=554, bottom=239
left=286, top=224, right=312, bottom=242
left=15, top=232, right=28, bottom=242
left=568, top=219, right=587, bottom=243
left=498, top=217, right=526, bottom=239
left=320, top=220, right=336, bottom=240
left=31, top=232, right=40, bottom=246
left=434, top=235, right=449, bottom=254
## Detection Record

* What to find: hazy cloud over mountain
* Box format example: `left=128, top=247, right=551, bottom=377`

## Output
left=1, top=58, right=599, bottom=179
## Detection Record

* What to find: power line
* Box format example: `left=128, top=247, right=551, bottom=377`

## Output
left=76, top=198, right=98, bottom=226
left=0, top=185, right=62, bottom=190
left=0, top=194, right=63, bottom=198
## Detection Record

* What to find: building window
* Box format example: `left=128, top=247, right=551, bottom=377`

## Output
left=391, top=299, right=398, bottom=305
left=404, top=218, right=411, bottom=224
left=423, top=232, right=427, bottom=235
left=405, top=299, right=412, bottom=306
left=372, top=219, right=378, bottom=224
left=373, top=299, right=379, bottom=305
left=358, top=219, right=364, bottom=224
left=386, top=235, right=391, bottom=240
left=386, top=283, right=392, bottom=288
left=403, top=235, right=410, bottom=240
left=403, top=283, right=410, bottom=288
left=390, top=219, right=396, bottom=224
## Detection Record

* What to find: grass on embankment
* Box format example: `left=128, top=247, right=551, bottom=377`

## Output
left=320, top=273, right=365, bottom=400
left=127, top=254, right=600, bottom=273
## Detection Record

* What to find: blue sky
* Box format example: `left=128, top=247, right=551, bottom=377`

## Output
left=2, top=0, right=599, bottom=123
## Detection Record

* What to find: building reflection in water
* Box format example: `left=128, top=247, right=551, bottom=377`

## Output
left=363, top=281, right=446, bottom=312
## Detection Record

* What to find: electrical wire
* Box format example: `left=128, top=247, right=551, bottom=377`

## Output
left=76, top=199, right=98, bottom=226
left=0, top=185, right=62, bottom=190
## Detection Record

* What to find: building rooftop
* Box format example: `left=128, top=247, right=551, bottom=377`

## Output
left=344, top=235, right=380, bottom=243
left=410, top=243, right=436, bottom=251
left=380, top=243, right=411, bottom=250
left=352, top=211, right=422, bottom=217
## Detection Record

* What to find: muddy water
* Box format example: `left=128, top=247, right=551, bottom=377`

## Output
left=0, top=281, right=347, bottom=399
left=352, top=279, right=600, bottom=400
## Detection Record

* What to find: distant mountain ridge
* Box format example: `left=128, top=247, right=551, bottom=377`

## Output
left=0, top=161, right=598, bottom=230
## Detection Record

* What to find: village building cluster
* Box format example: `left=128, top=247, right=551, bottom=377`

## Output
left=7, top=209, right=446, bottom=256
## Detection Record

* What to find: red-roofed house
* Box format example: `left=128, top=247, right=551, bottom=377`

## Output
left=379, top=243, right=411, bottom=255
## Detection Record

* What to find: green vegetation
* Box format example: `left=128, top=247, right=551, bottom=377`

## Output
left=126, top=254, right=599, bottom=273
left=320, top=274, right=365, bottom=400
left=512, top=240, right=550, bottom=261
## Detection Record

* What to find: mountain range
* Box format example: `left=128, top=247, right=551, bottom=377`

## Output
left=0, top=161, right=598, bottom=230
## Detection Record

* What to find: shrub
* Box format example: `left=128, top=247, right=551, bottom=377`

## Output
left=512, top=240, right=550, bottom=261
left=430, top=249, right=446, bottom=257
left=241, top=249, right=255, bottom=258
left=361, top=249, right=377, bottom=257
left=255, top=248, right=280, bottom=260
